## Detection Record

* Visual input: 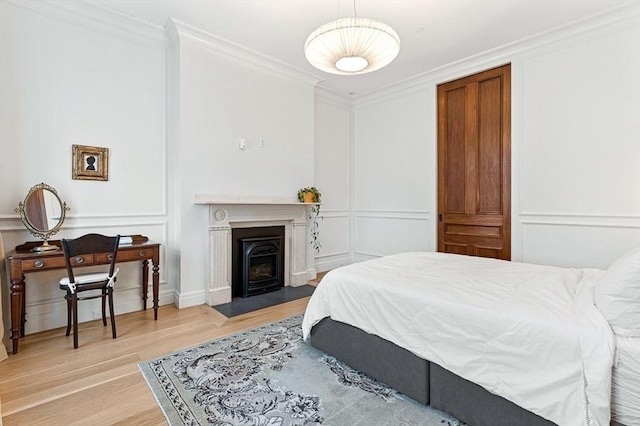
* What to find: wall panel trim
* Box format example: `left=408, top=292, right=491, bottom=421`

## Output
left=519, top=212, right=640, bottom=229
left=353, top=250, right=384, bottom=258
left=315, top=250, right=350, bottom=259
left=318, top=210, right=349, bottom=218
left=355, top=210, right=431, bottom=221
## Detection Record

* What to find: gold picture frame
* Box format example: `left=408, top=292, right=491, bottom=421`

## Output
left=72, top=144, right=109, bottom=181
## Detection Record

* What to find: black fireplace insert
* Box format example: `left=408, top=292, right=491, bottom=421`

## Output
left=240, top=236, right=283, bottom=297
left=232, top=226, right=285, bottom=298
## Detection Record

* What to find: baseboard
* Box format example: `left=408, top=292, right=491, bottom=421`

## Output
left=19, top=288, right=176, bottom=335
left=314, top=254, right=353, bottom=272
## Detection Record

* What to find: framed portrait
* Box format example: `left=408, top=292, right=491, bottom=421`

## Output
left=72, top=144, right=109, bottom=181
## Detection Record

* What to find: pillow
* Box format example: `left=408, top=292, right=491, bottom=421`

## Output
left=594, top=247, right=640, bottom=336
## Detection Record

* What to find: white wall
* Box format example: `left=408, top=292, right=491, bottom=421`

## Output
left=313, top=90, right=352, bottom=271
left=354, top=88, right=435, bottom=260
left=0, top=1, right=170, bottom=335
left=168, top=21, right=318, bottom=307
left=514, top=19, right=640, bottom=267
left=351, top=3, right=640, bottom=269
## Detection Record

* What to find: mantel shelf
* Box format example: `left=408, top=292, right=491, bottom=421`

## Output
left=195, top=194, right=319, bottom=206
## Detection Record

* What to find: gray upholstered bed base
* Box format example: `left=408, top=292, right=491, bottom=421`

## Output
left=310, top=317, right=556, bottom=426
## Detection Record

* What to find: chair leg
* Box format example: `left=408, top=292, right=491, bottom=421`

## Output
left=101, top=288, right=107, bottom=326
left=108, top=287, right=117, bottom=339
left=72, top=293, right=79, bottom=349
left=65, top=296, right=72, bottom=337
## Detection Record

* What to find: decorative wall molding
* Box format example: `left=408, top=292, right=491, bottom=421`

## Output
left=26, top=282, right=170, bottom=306
left=314, top=253, right=352, bottom=273
left=351, top=210, right=433, bottom=262
left=519, top=212, right=640, bottom=229
left=0, top=216, right=168, bottom=237
left=66, top=216, right=168, bottom=229
left=354, top=2, right=639, bottom=105
left=0, top=212, right=167, bottom=221
left=168, top=19, right=321, bottom=87
left=318, top=209, right=349, bottom=218
left=314, top=250, right=351, bottom=260
left=355, top=210, right=431, bottom=221
left=6, top=0, right=168, bottom=48
left=22, top=287, right=174, bottom=335
left=353, top=251, right=384, bottom=260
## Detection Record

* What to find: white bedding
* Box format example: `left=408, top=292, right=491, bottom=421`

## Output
left=611, top=336, right=640, bottom=425
left=302, top=252, right=616, bottom=426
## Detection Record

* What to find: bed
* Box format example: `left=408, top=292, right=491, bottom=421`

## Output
left=302, top=248, right=640, bottom=426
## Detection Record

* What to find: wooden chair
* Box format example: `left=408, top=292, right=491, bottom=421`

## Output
left=59, top=233, right=120, bottom=348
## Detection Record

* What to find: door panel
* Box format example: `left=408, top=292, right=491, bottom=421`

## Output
left=445, top=87, right=467, bottom=214
left=443, top=243, right=467, bottom=255
left=437, top=64, right=511, bottom=260
left=478, top=77, right=502, bottom=215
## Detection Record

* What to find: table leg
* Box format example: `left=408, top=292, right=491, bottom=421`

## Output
left=10, top=276, right=25, bottom=354
left=153, top=260, right=159, bottom=320
left=21, top=282, right=26, bottom=336
left=141, top=259, right=149, bottom=310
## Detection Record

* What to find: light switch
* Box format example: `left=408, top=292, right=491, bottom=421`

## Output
left=239, top=137, right=247, bottom=150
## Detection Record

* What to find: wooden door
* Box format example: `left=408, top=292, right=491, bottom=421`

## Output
left=437, top=64, right=511, bottom=260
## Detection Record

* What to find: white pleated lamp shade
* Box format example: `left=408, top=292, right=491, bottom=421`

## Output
left=305, top=17, right=400, bottom=75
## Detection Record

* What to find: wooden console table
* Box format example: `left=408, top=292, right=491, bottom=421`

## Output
left=6, top=235, right=160, bottom=354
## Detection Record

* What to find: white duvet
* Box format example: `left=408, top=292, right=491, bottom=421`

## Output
left=611, top=336, right=640, bottom=425
left=302, top=252, right=616, bottom=426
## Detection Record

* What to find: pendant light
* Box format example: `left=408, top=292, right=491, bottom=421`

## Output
left=304, top=2, right=400, bottom=75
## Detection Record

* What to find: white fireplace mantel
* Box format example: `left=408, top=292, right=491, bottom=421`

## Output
left=195, top=195, right=318, bottom=305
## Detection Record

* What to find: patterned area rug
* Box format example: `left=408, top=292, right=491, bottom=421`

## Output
left=138, top=314, right=463, bottom=425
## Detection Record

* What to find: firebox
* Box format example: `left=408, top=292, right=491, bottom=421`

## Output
left=239, top=236, right=283, bottom=297
left=232, top=226, right=285, bottom=298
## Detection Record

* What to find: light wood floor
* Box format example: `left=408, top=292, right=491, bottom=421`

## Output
left=0, top=287, right=318, bottom=425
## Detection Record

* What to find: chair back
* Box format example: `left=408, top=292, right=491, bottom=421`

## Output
left=61, top=234, right=120, bottom=285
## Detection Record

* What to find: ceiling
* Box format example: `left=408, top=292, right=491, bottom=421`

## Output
left=93, top=0, right=635, bottom=96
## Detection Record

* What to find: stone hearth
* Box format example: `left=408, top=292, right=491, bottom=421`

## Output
left=195, top=195, right=317, bottom=305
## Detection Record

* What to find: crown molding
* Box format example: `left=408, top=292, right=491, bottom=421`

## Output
left=5, top=0, right=168, bottom=48
left=354, top=2, right=640, bottom=106
left=167, top=19, right=322, bottom=87
left=314, top=87, right=353, bottom=108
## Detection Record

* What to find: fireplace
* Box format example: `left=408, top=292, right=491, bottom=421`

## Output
left=240, top=236, right=283, bottom=297
left=195, top=195, right=317, bottom=306
left=232, top=226, right=285, bottom=298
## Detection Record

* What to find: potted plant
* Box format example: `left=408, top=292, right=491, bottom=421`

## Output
left=297, top=187, right=322, bottom=253
left=298, top=187, right=320, bottom=203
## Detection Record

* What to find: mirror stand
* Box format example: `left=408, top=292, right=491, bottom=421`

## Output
left=31, top=240, right=59, bottom=253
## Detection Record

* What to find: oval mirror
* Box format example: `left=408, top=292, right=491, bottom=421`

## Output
left=15, top=183, right=70, bottom=252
